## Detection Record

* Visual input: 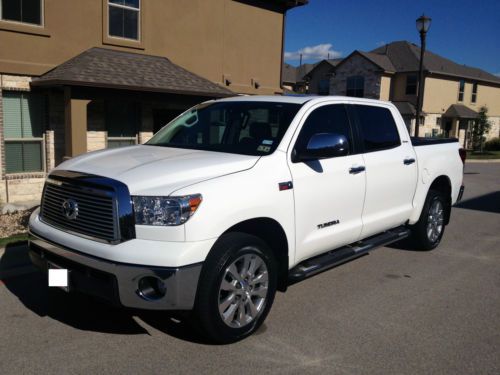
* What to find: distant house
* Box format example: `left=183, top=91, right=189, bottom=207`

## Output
left=304, top=59, right=343, bottom=95
left=282, top=62, right=317, bottom=93
left=329, top=41, right=500, bottom=146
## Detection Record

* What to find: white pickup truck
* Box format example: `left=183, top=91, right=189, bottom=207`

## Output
left=29, top=95, right=465, bottom=343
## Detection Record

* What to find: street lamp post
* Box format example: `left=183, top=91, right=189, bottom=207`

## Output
left=414, top=14, right=432, bottom=137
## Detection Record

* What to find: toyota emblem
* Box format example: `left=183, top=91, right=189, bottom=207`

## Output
left=62, top=199, right=79, bottom=220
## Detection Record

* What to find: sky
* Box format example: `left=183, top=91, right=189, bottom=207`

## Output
left=284, top=0, right=500, bottom=76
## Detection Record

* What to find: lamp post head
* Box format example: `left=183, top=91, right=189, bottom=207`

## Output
left=416, top=14, right=432, bottom=34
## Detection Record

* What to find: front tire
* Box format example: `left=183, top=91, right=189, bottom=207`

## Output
left=193, top=232, right=277, bottom=344
left=410, top=189, right=448, bottom=250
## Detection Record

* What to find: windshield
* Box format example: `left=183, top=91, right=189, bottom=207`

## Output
left=146, top=101, right=301, bottom=156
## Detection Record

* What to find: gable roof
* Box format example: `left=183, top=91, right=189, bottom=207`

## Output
left=282, top=62, right=318, bottom=83
left=370, top=41, right=500, bottom=84
left=304, top=58, right=344, bottom=78
left=31, top=47, right=233, bottom=97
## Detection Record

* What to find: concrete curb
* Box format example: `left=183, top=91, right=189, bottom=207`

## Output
left=466, top=159, right=500, bottom=163
left=0, top=243, right=37, bottom=280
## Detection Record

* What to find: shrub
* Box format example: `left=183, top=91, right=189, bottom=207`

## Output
left=484, top=137, right=500, bottom=151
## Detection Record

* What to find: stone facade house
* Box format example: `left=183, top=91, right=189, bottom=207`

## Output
left=304, top=58, right=342, bottom=95
left=329, top=41, right=500, bottom=146
left=0, top=0, right=307, bottom=203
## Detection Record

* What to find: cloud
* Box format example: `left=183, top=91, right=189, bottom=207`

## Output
left=376, top=41, right=386, bottom=47
left=285, top=44, right=341, bottom=61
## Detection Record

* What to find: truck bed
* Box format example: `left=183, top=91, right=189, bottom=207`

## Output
left=411, top=137, right=459, bottom=146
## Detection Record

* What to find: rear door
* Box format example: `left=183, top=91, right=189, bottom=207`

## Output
left=288, top=103, right=366, bottom=264
left=348, top=104, right=417, bottom=238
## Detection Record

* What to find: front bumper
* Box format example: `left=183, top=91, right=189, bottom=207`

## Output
left=29, top=231, right=202, bottom=310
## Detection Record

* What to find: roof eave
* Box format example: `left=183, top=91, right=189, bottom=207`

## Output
left=30, top=79, right=234, bottom=98
left=427, top=70, right=500, bottom=86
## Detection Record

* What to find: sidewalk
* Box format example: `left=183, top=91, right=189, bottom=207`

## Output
left=0, top=242, right=36, bottom=280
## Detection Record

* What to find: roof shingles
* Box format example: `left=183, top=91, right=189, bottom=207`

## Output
left=32, top=47, right=233, bottom=97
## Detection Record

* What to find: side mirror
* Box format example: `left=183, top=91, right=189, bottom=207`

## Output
left=296, top=133, right=349, bottom=162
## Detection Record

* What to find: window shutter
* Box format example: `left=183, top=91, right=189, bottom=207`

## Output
left=21, top=93, right=44, bottom=138
left=2, top=92, right=23, bottom=138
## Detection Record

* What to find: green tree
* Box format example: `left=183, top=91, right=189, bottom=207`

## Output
left=471, top=106, right=491, bottom=152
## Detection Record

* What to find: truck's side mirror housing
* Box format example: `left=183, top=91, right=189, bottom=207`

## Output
left=295, top=133, right=349, bottom=162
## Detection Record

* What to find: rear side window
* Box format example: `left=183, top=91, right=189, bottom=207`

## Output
left=352, top=105, right=400, bottom=152
left=295, top=104, right=353, bottom=154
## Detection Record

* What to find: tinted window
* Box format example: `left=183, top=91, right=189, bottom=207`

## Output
left=295, top=105, right=352, bottom=154
left=353, top=105, right=400, bottom=152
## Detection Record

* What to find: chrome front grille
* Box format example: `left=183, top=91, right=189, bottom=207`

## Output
left=40, top=178, right=119, bottom=242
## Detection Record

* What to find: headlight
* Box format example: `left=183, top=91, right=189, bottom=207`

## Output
left=132, top=194, right=202, bottom=226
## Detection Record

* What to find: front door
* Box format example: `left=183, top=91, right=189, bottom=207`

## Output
left=288, top=103, right=366, bottom=264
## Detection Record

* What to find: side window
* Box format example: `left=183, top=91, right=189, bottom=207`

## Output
left=353, top=105, right=400, bottom=152
left=1, top=0, right=42, bottom=26
left=295, top=105, right=353, bottom=155
left=108, top=0, right=140, bottom=40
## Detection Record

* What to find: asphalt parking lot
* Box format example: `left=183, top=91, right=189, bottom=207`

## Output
left=0, top=162, right=499, bottom=374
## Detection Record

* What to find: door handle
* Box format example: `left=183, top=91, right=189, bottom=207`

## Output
left=403, top=158, right=416, bottom=165
left=349, top=166, right=366, bottom=174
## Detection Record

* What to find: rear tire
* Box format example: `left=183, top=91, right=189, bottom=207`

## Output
left=193, top=232, right=277, bottom=344
left=410, top=189, right=448, bottom=250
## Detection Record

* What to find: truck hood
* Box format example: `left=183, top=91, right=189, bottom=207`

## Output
left=55, top=145, right=260, bottom=195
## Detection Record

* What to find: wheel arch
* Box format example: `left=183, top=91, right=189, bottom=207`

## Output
left=428, top=175, right=452, bottom=225
left=221, top=217, right=289, bottom=292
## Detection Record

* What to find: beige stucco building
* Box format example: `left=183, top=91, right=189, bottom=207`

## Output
left=0, top=0, right=307, bottom=203
left=327, top=41, right=500, bottom=145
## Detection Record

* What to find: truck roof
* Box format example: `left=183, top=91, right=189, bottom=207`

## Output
left=215, top=95, right=390, bottom=106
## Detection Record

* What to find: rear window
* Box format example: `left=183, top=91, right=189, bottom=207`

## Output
left=352, top=105, right=400, bottom=152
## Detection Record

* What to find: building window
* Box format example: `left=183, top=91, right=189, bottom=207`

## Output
left=458, top=79, right=465, bottom=102
left=318, top=79, right=330, bottom=95
left=346, top=76, right=364, bottom=97
left=105, top=101, right=139, bottom=148
left=2, top=91, right=45, bottom=173
left=108, top=0, right=140, bottom=40
left=471, top=82, right=478, bottom=103
left=405, top=74, right=417, bottom=95
left=0, top=0, right=42, bottom=25
left=436, top=116, right=441, bottom=125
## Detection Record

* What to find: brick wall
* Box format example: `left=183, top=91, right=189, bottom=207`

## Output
left=330, top=54, right=382, bottom=99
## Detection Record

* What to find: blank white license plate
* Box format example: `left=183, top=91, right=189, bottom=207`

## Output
left=48, top=262, right=70, bottom=292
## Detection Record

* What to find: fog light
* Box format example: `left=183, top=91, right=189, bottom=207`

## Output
left=137, top=276, right=166, bottom=300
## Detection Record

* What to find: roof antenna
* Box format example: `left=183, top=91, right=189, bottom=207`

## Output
left=299, top=53, right=302, bottom=67
left=327, top=52, right=330, bottom=59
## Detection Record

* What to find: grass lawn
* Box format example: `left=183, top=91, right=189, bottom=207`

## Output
left=0, top=233, right=28, bottom=248
left=467, top=150, right=500, bottom=160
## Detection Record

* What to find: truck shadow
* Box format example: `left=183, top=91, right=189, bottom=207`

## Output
left=1, top=245, right=211, bottom=344
left=455, top=191, right=500, bottom=214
